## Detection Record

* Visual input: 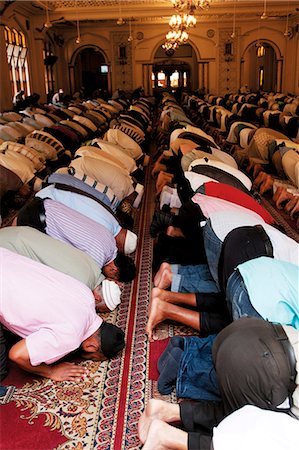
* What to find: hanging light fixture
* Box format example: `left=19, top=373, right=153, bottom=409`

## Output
left=171, top=1, right=210, bottom=11
left=44, top=4, right=52, bottom=29
left=117, top=0, right=125, bottom=25
left=230, top=1, right=236, bottom=39
left=163, top=0, right=209, bottom=52
left=256, top=17, right=264, bottom=57
left=128, top=18, right=133, bottom=42
left=261, top=0, right=268, bottom=20
left=169, top=11, right=196, bottom=29
left=75, top=0, right=81, bottom=44
left=284, top=0, right=292, bottom=37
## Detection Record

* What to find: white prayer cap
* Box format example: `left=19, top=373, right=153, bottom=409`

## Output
left=102, top=279, right=121, bottom=311
left=124, top=229, right=137, bottom=254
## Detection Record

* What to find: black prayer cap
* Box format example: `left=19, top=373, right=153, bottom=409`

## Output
left=100, top=322, right=125, bottom=358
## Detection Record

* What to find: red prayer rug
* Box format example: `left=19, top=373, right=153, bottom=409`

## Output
left=0, top=156, right=168, bottom=449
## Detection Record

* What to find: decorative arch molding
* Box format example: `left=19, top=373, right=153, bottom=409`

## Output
left=68, top=44, right=111, bottom=97
left=241, top=38, right=283, bottom=61
left=153, top=58, right=191, bottom=70
left=150, top=38, right=201, bottom=63
left=69, top=44, right=108, bottom=66
left=240, top=38, right=283, bottom=92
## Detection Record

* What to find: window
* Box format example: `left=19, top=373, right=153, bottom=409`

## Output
left=100, top=65, right=109, bottom=74
left=4, top=26, right=31, bottom=99
left=170, top=70, right=179, bottom=88
left=157, top=71, right=166, bottom=87
left=43, top=41, right=56, bottom=97
left=151, top=72, right=155, bottom=88
left=259, top=67, right=264, bottom=89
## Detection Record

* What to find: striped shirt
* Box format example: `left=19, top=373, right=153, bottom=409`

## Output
left=37, top=185, right=121, bottom=237
left=44, top=198, right=117, bottom=269
left=48, top=171, right=119, bottom=210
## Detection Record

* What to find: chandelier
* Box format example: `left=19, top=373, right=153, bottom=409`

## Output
left=171, top=1, right=211, bottom=11
left=169, top=12, right=197, bottom=29
left=162, top=0, right=211, bottom=52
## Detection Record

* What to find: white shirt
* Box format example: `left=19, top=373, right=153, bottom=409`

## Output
left=212, top=405, right=299, bottom=450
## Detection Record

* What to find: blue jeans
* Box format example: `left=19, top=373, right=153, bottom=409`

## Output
left=226, top=270, right=262, bottom=320
left=202, top=220, right=223, bottom=290
left=171, top=264, right=219, bottom=293
left=176, top=335, right=221, bottom=401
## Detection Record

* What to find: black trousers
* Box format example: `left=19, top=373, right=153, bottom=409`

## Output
left=16, top=197, right=46, bottom=232
left=180, top=317, right=295, bottom=449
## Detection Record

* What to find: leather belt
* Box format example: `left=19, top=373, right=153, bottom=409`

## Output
left=37, top=199, right=47, bottom=231
left=255, top=224, right=273, bottom=257
left=271, top=323, right=297, bottom=396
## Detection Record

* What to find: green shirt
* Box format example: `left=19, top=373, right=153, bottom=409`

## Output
left=0, top=226, right=104, bottom=289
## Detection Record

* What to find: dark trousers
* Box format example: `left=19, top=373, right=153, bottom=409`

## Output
left=180, top=317, right=294, bottom=449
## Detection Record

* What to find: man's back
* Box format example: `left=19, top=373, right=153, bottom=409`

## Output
left=0, top=247, right=102, bottom=366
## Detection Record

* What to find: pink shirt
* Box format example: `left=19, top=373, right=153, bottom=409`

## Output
left=0, top=248, right=102, bottom=366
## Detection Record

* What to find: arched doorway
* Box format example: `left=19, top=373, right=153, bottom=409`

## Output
left=73, top=47, right=109, bottom=97
left=242, top=41, right=278, bottom=92
left=152, top=43, right=198, bottom=94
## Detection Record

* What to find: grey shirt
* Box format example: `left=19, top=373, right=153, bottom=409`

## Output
left=0, top=226, right=104, bottom=289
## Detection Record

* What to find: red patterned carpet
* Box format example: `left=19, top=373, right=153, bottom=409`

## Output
left=0, top=156, right=157, bottom=450
left=1, top=145, right=298, bottom=450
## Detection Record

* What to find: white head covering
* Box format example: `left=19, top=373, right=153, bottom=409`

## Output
left=102, top=279, right=121, bottom=311
left=124, top=230, right=137, bottom=254
left=212, top=405, right=299, bottom=450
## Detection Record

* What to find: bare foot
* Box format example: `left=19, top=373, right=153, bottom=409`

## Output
left=285, top=195, right=299, bottom=218
left=149, top=287, right=167, bottom=314
left=245, top=158, right=256, bottom=174
left=259, top=174, right=274, bottom=195
left=290, top=197, right=299, bottom=219
left=146, top=296, right=167, bottom=341
left=253, top=163, right=265, bottom=178
left=273, top=186, right=293, bottom=209
left=157, top=269, right=172, bottom=290
left=252, top=171, right=268, bottom=190
left=166, top=226, right=185, bottom=237
left=246, top=160, right=263, bottom=177
left=154, top=262, right=172, bottom=287
left=142, top=419, right=187, bottom=450
left=273, top=185, right=285, bottom=203
left=152, top=162, right=167, bottom=178
left=156, top=172, right=173, bottom=196
left=138, top=399, right=181, bottom=445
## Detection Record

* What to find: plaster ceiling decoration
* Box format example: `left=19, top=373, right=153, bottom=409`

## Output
left=29, top=1, right=299, bottom=26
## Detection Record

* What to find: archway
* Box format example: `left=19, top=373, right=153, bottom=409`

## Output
left=72, top=46, right=109, bottom=98
left=152, top=43, right=198, bottom=94
left=241, top=41, right=278, bottom=92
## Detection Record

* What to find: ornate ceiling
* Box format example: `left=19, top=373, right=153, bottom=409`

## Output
left=13, top=1, right=299, bottom=25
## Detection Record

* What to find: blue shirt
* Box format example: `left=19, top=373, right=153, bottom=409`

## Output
left=238, top=257, right=299, bottom=329
left=37, top=185, right=121, bottom=237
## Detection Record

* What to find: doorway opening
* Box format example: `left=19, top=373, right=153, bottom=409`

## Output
left=73, top=47, right=109, bottom=98
left=244, top=42, right=277, bottom=92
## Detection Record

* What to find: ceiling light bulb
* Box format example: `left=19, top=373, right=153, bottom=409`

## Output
left=261, top=12, right=268, bottom=20
left=44, top=21, right=52, bottom=29
left=75, top=36, right=81, bottom=44
left=117, top=17, right=124, bottom=25
left=128, top=35, right=133, bottom=42
left=230, top=32, right=236, bottom=39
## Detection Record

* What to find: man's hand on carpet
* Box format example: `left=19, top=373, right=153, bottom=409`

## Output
left=50, top=362, right=88, bottom=382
